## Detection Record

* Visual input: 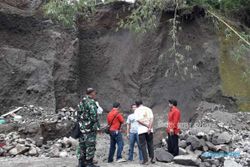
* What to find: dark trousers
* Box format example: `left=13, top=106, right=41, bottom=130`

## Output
left=167, top=133, right=179, bottom=156
left=139, top=132, right=154, bottom=162
left=108, top=131, right=124, bottom=162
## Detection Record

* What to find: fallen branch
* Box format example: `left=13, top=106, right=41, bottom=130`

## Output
left=1, top=107, right=23, bottom=118
left=208, top=10, right=250, bottom=47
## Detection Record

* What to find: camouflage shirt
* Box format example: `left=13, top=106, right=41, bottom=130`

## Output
left=77, top=95, right=100, bottom=133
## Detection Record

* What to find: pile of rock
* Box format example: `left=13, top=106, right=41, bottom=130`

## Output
left=2, top=105, right=76, bottom=125
left=156, top=102, right=250, bottom=167
left=0, top=132, right=78, bottom=158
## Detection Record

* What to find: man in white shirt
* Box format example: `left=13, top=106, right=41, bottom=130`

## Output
left=127, top=104, right=143, bottom=162
left=134, top=100, right=155, bottom=165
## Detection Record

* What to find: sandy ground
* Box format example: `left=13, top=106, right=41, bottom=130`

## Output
left=0, top=157, right=192, bottom=167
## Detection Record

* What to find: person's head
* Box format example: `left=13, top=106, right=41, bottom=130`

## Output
left=131, top=104, right=137, bottom=112
left=168, top=99, right=177, bottom=107
left=113, top=102, right=120, bottom=109
left=135, top=100, right=143, bottom=107
left=86, top=88, right=97, bottom=99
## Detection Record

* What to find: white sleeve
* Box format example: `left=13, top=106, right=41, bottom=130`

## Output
left=134, top=109, right=142, bottom=121
left=126, top=115, right=131, bottom=124
left=96, top=101, right=103, bottom=114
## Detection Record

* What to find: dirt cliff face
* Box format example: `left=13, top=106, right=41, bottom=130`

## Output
left=0, top=13, right=79, bottom=113
left=77, top=2, right=236, bottom=122
left=0, top=1, right=236, bottom=121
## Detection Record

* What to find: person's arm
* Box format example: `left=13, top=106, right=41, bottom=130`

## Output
left=138, top=120, right=150, bottom=128
left=172, top=110, right=180, bottom=132
left=126, top=117, right=131, bottom=137
left=127, top=123, right=130, bottom=138
left=117, top=114, right=124, bottom=124
left=148, top=110, right=154, bottom=132
left=88, top=101, right=99, bottom=129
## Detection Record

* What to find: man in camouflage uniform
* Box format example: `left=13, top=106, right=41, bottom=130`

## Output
left=77, top=88, right=100, bottom=167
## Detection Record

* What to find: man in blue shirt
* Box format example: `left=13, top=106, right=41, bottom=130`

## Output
left=126, top=104, right=143, bottom=162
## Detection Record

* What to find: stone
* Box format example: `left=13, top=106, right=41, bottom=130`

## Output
left=155, top=148, right=174, bottom=162
left=194, top=150, right=202, bottom=156
left=197, top=132, right=206, bottom=138
left=179, top=147, right=187, bottom=155
left=17, top=138, right=26, bottom=144
left=0, top=148, right=5, bottom=156
left=28, top=146, right=38, bottom=156
left=35, top=137, right=44, bottom=147
left=224, top=159, right=242, bottom=167
left=206, top=141, right=217, bottom=151
left=185, top=145, right=194, bottom=154
left=202, top=146, right=209, bottom=152
left=212, top=132, right=231, bottom=145
left=68, top=137, right=78, bottom=150
left=179, top=140, right=187, bottom=148
left=49, top=146, right=60, bottom=157
left=173, top=154, right=200, bottom=166
left=59, top=151, right=68, bottom=158
left=214, top=144, right=229, bottom=152
left=9, top=144, right=29, bottom=155
left=186, top=135, right=203, bottom=150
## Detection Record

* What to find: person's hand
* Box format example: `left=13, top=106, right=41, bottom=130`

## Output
left=148, top=127, right=152, bottom=134
left=170, top=129, right=174, bottom=136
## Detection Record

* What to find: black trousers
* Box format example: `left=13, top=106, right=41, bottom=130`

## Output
left=167, top=133, right=179, bottom=156
left=139, top=132, right=154, bottom=162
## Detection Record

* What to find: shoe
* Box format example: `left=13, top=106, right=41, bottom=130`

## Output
left=116, top=158, right=126, bottom=163
left=151, top=158, right=156, bottom=164
left=86, top=164, right=99, bottom=167
left=141, top=161, right=149, bottom=165
left=93, top=159, right=98, bottom=164
left=78, top=159, right=86, bottom=167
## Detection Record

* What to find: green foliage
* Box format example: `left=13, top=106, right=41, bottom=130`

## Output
left=188, top=0, right=250, bottom=12
left=118, top=0, right=168, bottom=33
left=43, top=0, right=97, bottom=27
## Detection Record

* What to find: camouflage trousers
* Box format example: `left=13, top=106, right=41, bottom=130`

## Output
left=77, top=131, right=97, bottom=161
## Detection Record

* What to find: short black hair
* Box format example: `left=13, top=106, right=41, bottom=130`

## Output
left=86, top=88, right=95, bottom=95
left=169, top=99, right=177, bottom=106
left=113, top=102, right=120, bottom=108
left=135, top=100, right=143, bottom=107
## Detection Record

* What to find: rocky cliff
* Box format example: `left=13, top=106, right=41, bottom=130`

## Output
left=0, top=1, right=236, bottom=121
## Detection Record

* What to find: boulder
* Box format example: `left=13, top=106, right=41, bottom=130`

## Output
left=214, top=144, right=229, bottom=152
left=224, top=159, right=242, bottom=167
left=179, top=147, right=187, bottom=155
left=186, top=135, right=203, bottom=150
left=173, top=154, right=200, bottom=166
left=49, top=145, right=60, bottom=157
left=155, top=148, right=174, bottom=162
left=9, top=144, right=29, bottom=155
left=59, top=151, right=68, bottom=158
left=212, top=132, right=231, bottom=145
left=28, top=146, right=38, bottom=156
left=205, top=141, right=216, bottom=151
left=179, top=140, right=187, bottom=148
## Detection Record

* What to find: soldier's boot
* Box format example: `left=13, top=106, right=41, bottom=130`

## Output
left=78, top=158, right=86, bottom=167
left=86, top=158, right=100, bottom=167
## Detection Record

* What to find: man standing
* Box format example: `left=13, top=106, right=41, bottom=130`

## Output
left=134, top=100, right=155, bottom=165
left=166, top=99, right=181, bottom=156
left=77, top=88, right=100, bottom=167
left=127, top=104, right=143, bottom=162
left=107, top=102, right=126, bottom=163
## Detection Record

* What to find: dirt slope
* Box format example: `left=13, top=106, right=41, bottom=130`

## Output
left=0, top=1, right=236, bottom=122
left=77, top=2, right=236, bottom=122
